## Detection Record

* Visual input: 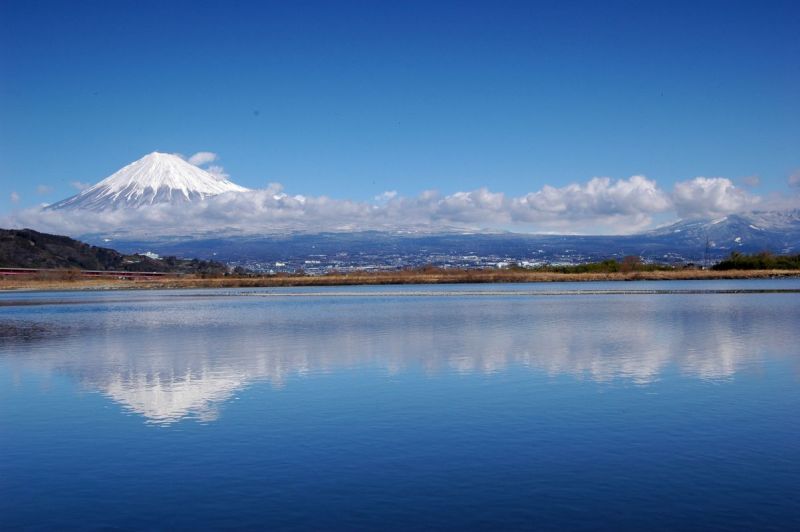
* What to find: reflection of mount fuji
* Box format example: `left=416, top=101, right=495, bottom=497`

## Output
left=8, top=291, right=799, bottom=423
left=102, top=370, right=245, bottom=424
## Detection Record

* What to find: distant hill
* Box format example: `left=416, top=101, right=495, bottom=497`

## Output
left=645, top=210, right=800, bottom=255
left=6, top=209, right=800, bottom=273
left=94, top=210, right=800, bottom=268
left=0, top=228, right=227, bottom=274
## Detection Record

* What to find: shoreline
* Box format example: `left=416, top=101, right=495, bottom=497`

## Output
left=2, top=269, right=799, bottom=292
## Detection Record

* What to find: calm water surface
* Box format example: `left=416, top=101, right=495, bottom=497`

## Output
left=2, top=280, right=799, bottom=530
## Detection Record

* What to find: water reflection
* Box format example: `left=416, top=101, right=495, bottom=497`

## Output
left=2, top=291, right=798, bottom=423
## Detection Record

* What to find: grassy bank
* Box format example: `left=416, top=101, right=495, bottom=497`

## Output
left=2, top=268, right=799, bottom=291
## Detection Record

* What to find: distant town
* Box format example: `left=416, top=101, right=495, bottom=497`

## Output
left=223, top=248, right=684, bottom=275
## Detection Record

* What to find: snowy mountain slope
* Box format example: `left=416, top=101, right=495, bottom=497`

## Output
left=48, top=152, right=249, bottom=210
left=645, top=210, right=800, bottom=254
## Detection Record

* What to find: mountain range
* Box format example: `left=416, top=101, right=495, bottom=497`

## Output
left=100, top=211, right=800, bottom=270
left=10, top=152, right=800, bottom=267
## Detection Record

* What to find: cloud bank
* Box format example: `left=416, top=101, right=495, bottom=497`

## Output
left=3, top=173, right=791, bottom=238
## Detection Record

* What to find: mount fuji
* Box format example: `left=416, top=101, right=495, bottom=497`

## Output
left=48, top=152, right=249, bottom=210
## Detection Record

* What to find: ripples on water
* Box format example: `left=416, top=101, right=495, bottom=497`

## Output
left=1, top=280, right=799, bottom=529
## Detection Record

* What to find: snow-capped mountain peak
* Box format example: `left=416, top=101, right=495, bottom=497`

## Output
left=48, top=152, right=249, bottom=210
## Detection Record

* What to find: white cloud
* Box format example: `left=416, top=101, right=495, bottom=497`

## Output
left=10, top=191, right=20, bottom=203
left=188, top=151, right=218, bottom=166
left=374, top=190, right=398, bottom=202
left=3, top=174, right=796, bottom=238
left=672, top=177, right=758, bottom=219
left=171, top=150, right=229, bottom=181
left=205, top=165, right=230, bottom=180
left=36, top=185, right=53, bottom=195
left=435, top=188, right=507, bottom=223
left=509, top=175, right=672, bottom=232
left=2, top=176, right=673, bottom=236
left=70, top=181, right=91, bottom=191
left=789, top=171, right=800, bottom=187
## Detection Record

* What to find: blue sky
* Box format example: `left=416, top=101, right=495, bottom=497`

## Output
left=1, top=0, right=798, bottom=232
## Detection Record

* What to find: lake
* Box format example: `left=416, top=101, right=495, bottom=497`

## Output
left=2, top=280, right=799, bottom=530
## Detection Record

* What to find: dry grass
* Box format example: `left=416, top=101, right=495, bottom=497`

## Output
left=2, top=268, right=799, bottom=292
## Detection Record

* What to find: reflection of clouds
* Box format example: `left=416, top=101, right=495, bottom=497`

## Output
left=523, top=322, right=674, bottom=384
left=3, top=294, right=799, bottom=423
left=681, top=331, right=742, bottom=380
